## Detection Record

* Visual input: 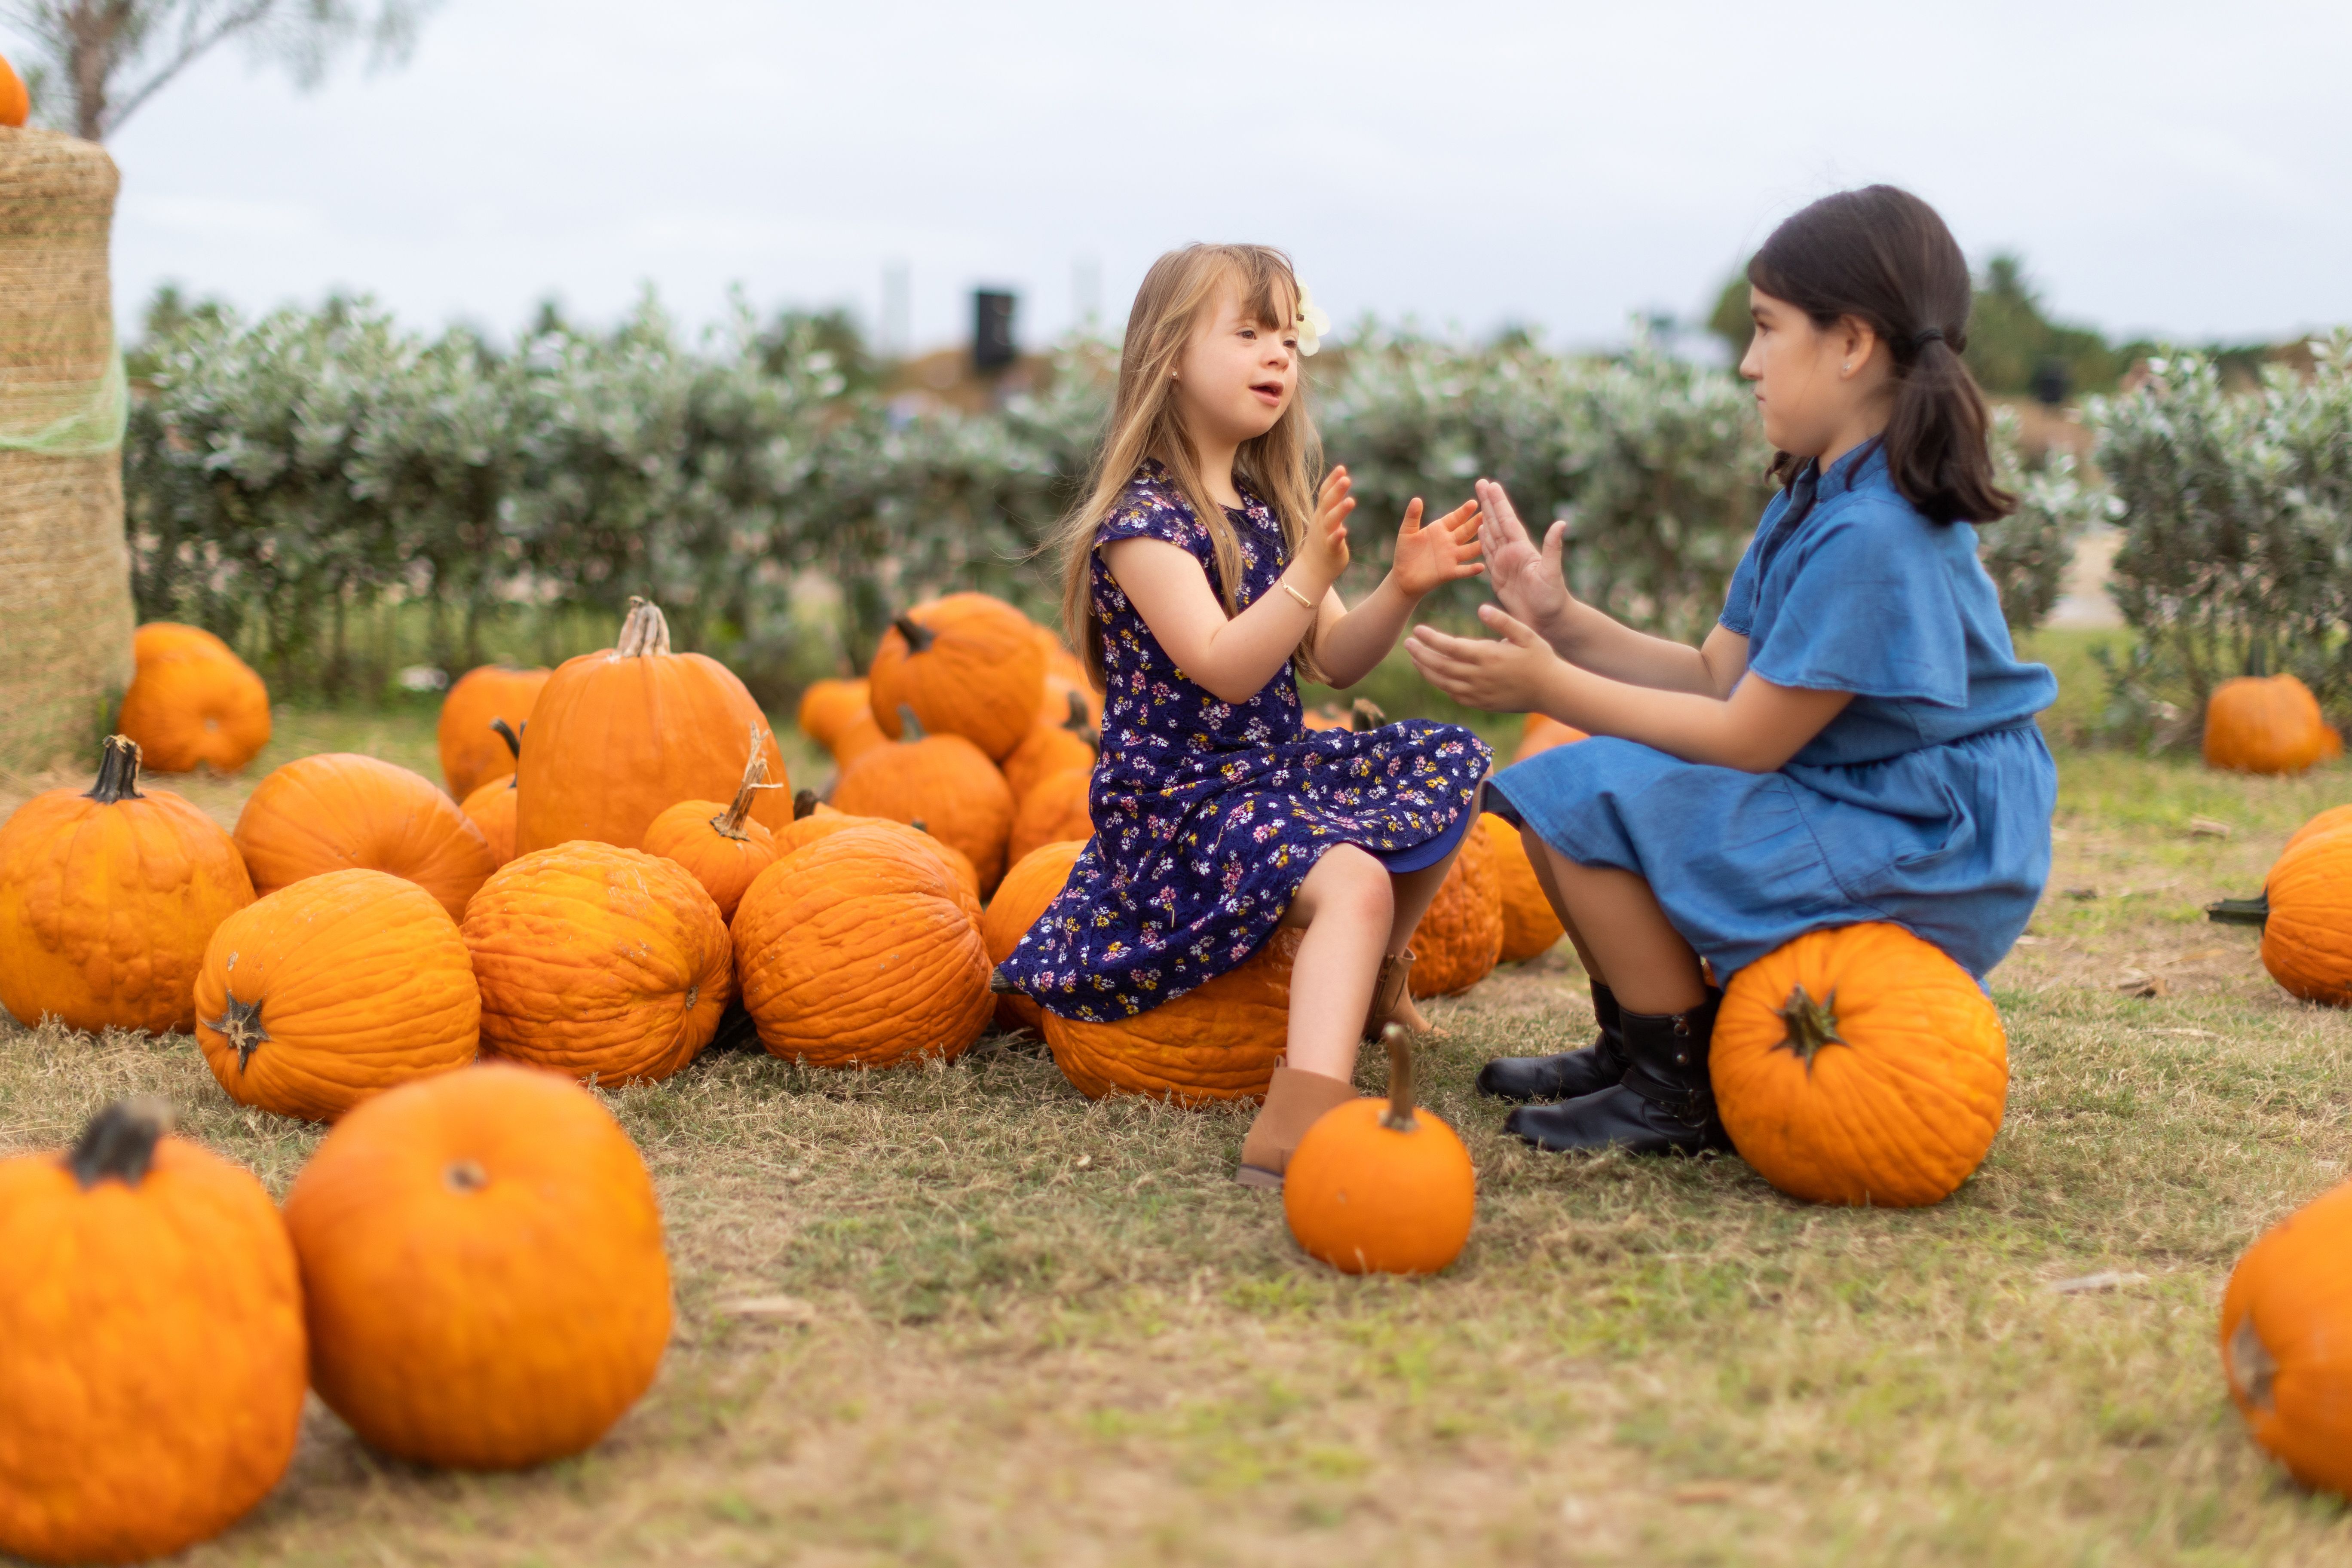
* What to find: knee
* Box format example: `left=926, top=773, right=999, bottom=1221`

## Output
left=1307, top=844, right=1393, bottom=928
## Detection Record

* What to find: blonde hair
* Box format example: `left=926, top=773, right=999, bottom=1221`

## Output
left=1053, top=243, right=1323, bottom=689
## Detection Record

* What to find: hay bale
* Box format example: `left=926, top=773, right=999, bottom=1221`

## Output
left=0, top=128, right=129, bottom=774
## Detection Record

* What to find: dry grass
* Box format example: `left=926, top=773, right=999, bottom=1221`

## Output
left=4, top=704, right=2352, bottom=1565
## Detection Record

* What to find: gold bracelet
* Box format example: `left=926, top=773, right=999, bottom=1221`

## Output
left=1281, top=580, right=1315, bottom=610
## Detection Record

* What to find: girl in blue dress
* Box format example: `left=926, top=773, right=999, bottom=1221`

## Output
left=1409, top=185, right=2058, bottom=1158
left=999, top=243, right=1491, bottom=1188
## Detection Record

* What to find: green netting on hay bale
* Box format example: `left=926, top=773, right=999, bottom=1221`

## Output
left=0, top=128, right=131, bottom=775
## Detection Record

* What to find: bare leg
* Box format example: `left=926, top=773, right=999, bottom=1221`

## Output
left=1373, top=779, right=1492, bottom=1032
left=1519, top=826, right=1603, bottom=984
left=1531, top=839, right=1706, bottom=1014
left=1275, top=844, right=1393, bottom=1081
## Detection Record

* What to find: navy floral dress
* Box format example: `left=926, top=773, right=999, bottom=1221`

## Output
left=1002, top=460, right=1491, bottom=1022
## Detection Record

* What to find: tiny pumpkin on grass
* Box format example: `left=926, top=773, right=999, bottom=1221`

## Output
left=1407, top=816, right=1504, bottom=998
left=868, top=593, right=1046, bottom=761
left=834, top=705, right=1015, bottom=894
left=982, top=838, right=1085, bottom=1034
left=436, top=664, right=549, bottom=799
left=2219, top=1179, right=2352, bottom=1499
left=1285, top=1025, right=1477, bottom=1275
left=641, top=729, right=782, bottom=921
left=233, top=751, right=497, bottom=921
left=1043, top=928, right=1300, bottom=1105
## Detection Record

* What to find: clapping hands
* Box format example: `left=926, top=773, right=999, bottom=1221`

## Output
left=1474, top=478, right=1576, bottom=638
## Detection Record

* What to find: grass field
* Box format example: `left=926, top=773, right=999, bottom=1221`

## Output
left=3, top=648, right=2350, bottom=1566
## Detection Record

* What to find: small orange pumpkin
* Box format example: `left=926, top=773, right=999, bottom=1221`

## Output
left=868, top=593, right=1046, bottom=761
left=283, top=1064, right=671, bottom=1471
left=1513, top=713, right=1587, bottom=763
left=1007, top=766, right=1093, bottom=867
left=0, top=1099, right=306, bottom=1565
left=436, top=665, right=550, bottom=799
left=834, top=707, right=1015, bottom=894
left=1033, top=623, right=1104, bottom=727
left=2219, top=1180, right=2352, bottom=1498
left=1043, top=928, right=1299, bottom=1105
left=1002, top=689, right=1099, bottom=804
left=732, top=824, right=991, bottom=1070
left=2283, top=804, right=2352, bottom=854
left=0, top=735, right=255, bottom=1034
left=1483, top=816, right=1564, bottom=963
left=796, top=677, right=871, bottom=751
left=116, top=622, right=273, bottom=774
left=981, top=839, right=1084, bottom=1033
left=461, top=778, right=520, bottom=867
left=2260, top=832, right=2352, bottom=1006
left=831, top=707, right=889, bottom=769
left=640, top=732, right=781, bottom=921
left=1285, top=1026, right=1476, bottom=1275
left=194, top=869, right=481, bottom=1122
left=1711, top=922, right=2009, bottom=1206
left=1407, top=817, right=1503, bottom=997
left=0, top=54, right=26, bottom=129
left=2205, top=673, right=2332, bottom=775
left=233, top=751, right=496, bottom=922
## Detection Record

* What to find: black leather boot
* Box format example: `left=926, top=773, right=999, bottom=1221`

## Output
left=1475, top=982, right=1626, bottom=1103
left=1504, top=989, right=1730, bottom=1155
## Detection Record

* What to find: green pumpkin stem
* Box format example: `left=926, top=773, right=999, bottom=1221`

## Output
left=2206, top=895, right=2271, bottom=928
left=793, top=788, right=819, bottom=821
left=84, top=735, right=144, bottom=804
left=67, top=1098, right=173, bottom=1189
left=1378, top=1023, right=1419, bottom=1132
left=615, top=597, right=672, bottom=658
left=897, top=703, right=927, bottom=742
left=893, top=613, right=935, bottom=655
left=488, top=717, right=524, bottom=762
left=1773, top=984, right=1846, bottom=1071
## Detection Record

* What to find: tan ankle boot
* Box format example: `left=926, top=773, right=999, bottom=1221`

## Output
left=1235, top=1066, right=1360, bottom=1189
left=1363, top=949, right=1417, bottom=1041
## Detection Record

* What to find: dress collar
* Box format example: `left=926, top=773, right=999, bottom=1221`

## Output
left=1808, top=436, right=1888, bottom=501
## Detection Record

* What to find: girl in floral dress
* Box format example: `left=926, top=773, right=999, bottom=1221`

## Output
left=998, top=243, right=1491, bottom=1188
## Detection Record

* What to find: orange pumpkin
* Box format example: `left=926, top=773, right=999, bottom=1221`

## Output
left=1513, top=713, right=1587, bottom=763
left=1002, top=689, right=1099, bottom=804
left=1008, top=766, right=1093, bottom=867
left=462, top=842, right=731, bottom=1084
left=834, top=707, right=1015, bottom=894
left=796, top=677, right=870, bottom=750
left=982, top=839, right=1084, bottom=1033
left=2205, top=674, right=2331, bottom=775
left=1483, top=816, right=1565, bottom=963
left=0, top=54, right=27, bottom=129
left=116, top=622, right=273, bottom=774
left=912, top=824, right=984, bottom=905
left=2284, top=805, right=2352, bottom=854
left=868, top=593, right=1045, bottom=761
left=1285, top=1026, right=1476, bottom=1275
left=1711, top=922, right=2008, bottom=1206
left=283, top=1064, right=672, bottom=1471
left=193, top=870, right=481, bottom=1122
left=2259, top=831, right=2352, bottom=1006
left=233, top=751, right=496, bottom=922
left=0, top=736, right=255, bottom=1034
left=1034, top=624, right=1105, bottom=728
left=1407, top=817, right=1503, bottom=998
left=436, top=665, right=549, bottom=800
left=732, top=825, right=991, bottom=1069
left=0, top=1099, right=306, bottom=1565
left=460, top=775, right=520, bottom=866
left=1301, top=704, right=1348, bottom=732
left=830, top=707, right=889, bottom=769
left=1043, top=928, right=1299, bottom=1105
left=2220, top=1180, right=2352, bottom=1498
left=640, top=734, right=781, bottom=921
left=514, top=598, right=790, bottom=855
left=768, top=808, right=978, bottom=903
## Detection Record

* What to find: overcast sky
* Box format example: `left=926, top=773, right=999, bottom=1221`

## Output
left=41, top=0, right=2352, bottom=351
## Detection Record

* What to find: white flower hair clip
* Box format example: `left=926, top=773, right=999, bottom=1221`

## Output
left=1295, top=283, right=1329, bottom=356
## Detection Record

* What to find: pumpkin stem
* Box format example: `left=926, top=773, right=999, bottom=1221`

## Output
left=444, top=1158, right=489, bottom=1194
left=712, top=726, right=781, bottom=839
left=1773, top=984, right=1845, bottom=1071
left=84, top=735, right=145, bottom=803
left=1351, top=698, right=1388, bottom=733
left=205, top=972, right=272, bottom=1073
left=897, top=703, right=927, bottom=742
left=2206, top=895, right=2270, bottom=928
left=1063, top=689, right=1101, bottom=748
left=615, top=597, right=673, bottom=658
left=489, top=717, right=524, bottom=762
left=793, top=788, right=819, bottom=821
left=66, top=1097, right=173, bottom=1190
left=1378, top=1023, right=1419, bottom=1132
left=893, top=612, right=935, bottom=655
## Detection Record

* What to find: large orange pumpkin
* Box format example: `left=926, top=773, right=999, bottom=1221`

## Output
left=436, top=665, right=549, bottom=799
left=233, top=751, right=496, bottom=922
left=0, top=1099, right=306, bottom=1565
left=1043, top=928, right=1300, bottom=1105
left=0, top=736, right=255, bottom=1034
left=2212, top=830, right=2352, bottom=1007
left=2220, top=1180, right=2352, bottom=1498
left=1002, top=689, right=1099, bottom=804
left=1513, top=713, right=1587, bottom=763
left=0, top=53, right=27, bottom=129
left=834, top=707, right=1015, bottom=894
left=2205, top=674, right=2332, bottom=775
left=1034, top=623, right=1104, bottom=727
left=1007, top=766, right=1093, bottom=867
left=868, top=593, right=1045, bottom=761
left=640, top=735, right=781, bottom=922
left=194, top=869, right=481, bottom=1122
left=1285, top=1026, right=1476, bottom=1275
left=1407, top=817, right=1503, bottom=997
left=732, top=825, right=991, bottom=1069
left=2283, top=804, right=2352, bottom=854
left=116, top=622, right=273, bottom=774
left=283, top=1064, right=671, bottom=1471
left=1482, top=816, right=1565, bottom=963
left=982, top=839, right=1084, bottom=1034
left=1712, top=923, right=2008, bottom=1206
left=796, top=677, right=870, bottom=751
left=513, top=598, right=790, bottom=855
left=462, top=842, right=732, bottom=1084
left=767, top=808, right=979, bottom=904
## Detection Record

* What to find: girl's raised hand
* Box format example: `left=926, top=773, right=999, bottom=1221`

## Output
left=1404, top=602, right=1562, bottom=713
left=1476, top=478, right=1575, bottom=637
left=1389, top=496, right=1485, bottom=600
left=1299, top=465, right=1355, bottom=588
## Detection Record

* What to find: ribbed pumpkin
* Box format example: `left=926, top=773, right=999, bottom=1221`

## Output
left=982, top=839, right=1085, bottom=1034
left=463, top=843, right=731, bottom=1084
left=769, top=807, right=979, bottom=903
left=0, top=1100, right=306, bottom=1565
left=1008, top=766, right=1094, bottom=867
left=796, top=677, right=870, bottom=751
left=1513, top=712, right=1587, bottom=763
left=733, top=825, right=991, bottom=1069
left=1483, top=815, right=1565, bottom=963
left=834, top=707, right=1015, bottom=894
left=2284, top=804, right=2352, bottom=854
left=640, top=736, right=780, bottom=921
left=436, top=665, right=549, bottom=800
left=513, top=598, right=790, bottom=855
left=1043, top=928, right=1300, bottom=1104
left=2205, top=673, right=2332, bottom=775
left=116, top=622, right=273, bottom=774
left=233, top=751, right=496, bottom=922
left=460, top=775, right=520, bottom=867
left=194, top=870, right=481, bottom=1122
left=2219, top=1180, right=2352, bottom=1498
left=2242, top=831, right=2352, bottom=1007
left=283, top=1064, right=671, bottom=1471
left=868, top=593, right=1045, bottom=761
left=1407, top=817, right=1504, bottom=997
left=0, top=736, right=255, bottom=1034
left=913, top=824, right=984, bottom=905
left=1002, top=689, right=1099, bottom=804
left=1712, top=922, right=2008, bottom=1206
left=1285, top=1027, right=1476, bottom=1275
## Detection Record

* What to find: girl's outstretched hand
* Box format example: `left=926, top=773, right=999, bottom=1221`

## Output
left=1476, top=478, right=1575, bottom=637
left=1300, top=466, right=1355, bottom=587
left=1388, top=496, right=1485, bottom=600
left=1405, top=602, right=1562, bottom=713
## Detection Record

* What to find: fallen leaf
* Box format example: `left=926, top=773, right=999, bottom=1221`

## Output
left=1672, top=1485, right=1736, bottom=1505
left=715, top=1294, right=817, bottom=1323
left=2050, top=1271, right=2149, bottom=1295
left=2188, top=816, right=2234, bottom=838
left=2114, top=972, right=2169, bottom=998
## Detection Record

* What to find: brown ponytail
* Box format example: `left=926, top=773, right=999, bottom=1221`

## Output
left=1749, top=186, right=2015, bottom=526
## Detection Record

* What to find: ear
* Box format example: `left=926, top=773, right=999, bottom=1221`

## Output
left=1838, top=316, right=1881, bottom=378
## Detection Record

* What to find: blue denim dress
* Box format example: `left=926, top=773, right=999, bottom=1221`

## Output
left=1487, top=441, right=2058, bottom=981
